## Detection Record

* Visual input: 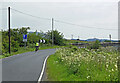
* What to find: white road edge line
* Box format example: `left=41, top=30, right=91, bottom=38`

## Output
left=38, top=55, right=49, bottom=83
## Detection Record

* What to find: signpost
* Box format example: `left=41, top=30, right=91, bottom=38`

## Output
left=23, top=34, right=27, bottom=48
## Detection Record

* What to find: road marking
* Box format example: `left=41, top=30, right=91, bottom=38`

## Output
left=38, top=55, right=49, bottom=83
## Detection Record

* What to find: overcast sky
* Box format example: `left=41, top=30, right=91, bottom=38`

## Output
left=1, top=0, right=119, bottom=40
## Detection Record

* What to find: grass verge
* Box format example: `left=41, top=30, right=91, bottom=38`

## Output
left=46, top=54, right=70, bottom=81
left=46, top=46, right=119, bottom=81
left=0, top=45, right=60, bottom=59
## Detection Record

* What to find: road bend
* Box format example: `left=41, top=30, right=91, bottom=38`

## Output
left=2, top=49, right=56, bottom=82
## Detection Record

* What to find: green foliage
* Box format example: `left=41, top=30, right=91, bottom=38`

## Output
left=11, top=38, right=19, bottom=52
left=19, top=27, right=30, bottom=34
left=75, top=41, right=78, bottom=44
left=46, top=30, right=64, bottom=45
left=47, top=46, right=119, bottom=81
left=28, top=32, right=41, bottom=44
left=88, top=40, right=100, bottom=49
left=2, top=33, right=9, bottom=54
left=2, top=27, right=30, bottom=54
left=28, top=43, right=35, bottom=48
left=1, top=27, right=63, bottom=56
left=64, top=39, right=88, bottom=45
left=69, top=46, right=78, bottom=52
left=0, top=55, right=5, bottom=59
left=104, top=40, right=111, bottom=42
left=4, top=53, right=11, bottom=57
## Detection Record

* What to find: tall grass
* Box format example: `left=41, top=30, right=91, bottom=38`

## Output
left=47, top=46, right=119, bottom=81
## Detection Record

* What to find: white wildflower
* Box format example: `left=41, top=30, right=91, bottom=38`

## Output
left=87, top=76, right=90, bottom=79
left=106, top=65, right=108, bottom=68
left=117, top=57, right=119, bottom=59
left=115, top=64, right=117, bottom=68
left=112, top=69, right=114, bottom=72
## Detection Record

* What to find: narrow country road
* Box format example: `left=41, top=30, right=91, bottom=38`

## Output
left=2, top=49, right=56, bottom=82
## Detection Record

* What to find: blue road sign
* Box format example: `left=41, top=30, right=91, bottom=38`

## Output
left=23, top=35, right=27, bottom=39
left=23, top=35, right=27, bottom=42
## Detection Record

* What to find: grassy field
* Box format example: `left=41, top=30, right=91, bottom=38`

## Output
left=64, top=40, right=88, bottom=45
left=47, top=46, right=119, bottom=81
left=0, top=45, right=60, bottom=59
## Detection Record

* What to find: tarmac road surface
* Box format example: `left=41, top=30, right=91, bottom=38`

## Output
left=2, top=49, right=56, bottom=82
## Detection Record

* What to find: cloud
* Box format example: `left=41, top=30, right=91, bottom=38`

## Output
left=1, top=1, right=118, bottom=39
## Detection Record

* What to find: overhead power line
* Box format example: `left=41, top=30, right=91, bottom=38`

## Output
left=11, top=8, right=117, bottom=31
left=54, top=20, right=117, bottom=31
left=11, top=8, right=51, bottom=21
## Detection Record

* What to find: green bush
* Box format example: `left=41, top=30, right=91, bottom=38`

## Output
left=88, top=40, right=100, bottom=49
left=70, top=46, right=78, bottom=52
left=12, top=48, right=18, bottom=52
left=2, top=36, right=9, bottom=53
left=46, top=30, right=64, bottom=46
left=11, top=39, right=19, bottom=52
left=2, top=27, right=64, bottom=55
left=4, top=53, right=11, bottom=57
left=28, top=43, right=35, bottom=48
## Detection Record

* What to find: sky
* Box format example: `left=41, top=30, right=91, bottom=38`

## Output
left=0, top=0, right=119, bottom=40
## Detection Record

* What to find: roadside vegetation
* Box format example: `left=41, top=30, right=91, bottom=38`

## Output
left=64, top=39, right=88, bottom=45
left=47, top=45, right=119, bottom=81
left=1, top=27, right=65, bottom=58
left=0, top=45, right=60, bottom=59
left=1, top=27, right=120, bottom=81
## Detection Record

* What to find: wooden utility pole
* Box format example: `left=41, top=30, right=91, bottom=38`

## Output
left=8, top=7, right=11, bottom=54
left=71, top=35, right=73, bottom=39
left=52, top=18, right=54, bottom=46
left=109, top=34, right=111, bottom=43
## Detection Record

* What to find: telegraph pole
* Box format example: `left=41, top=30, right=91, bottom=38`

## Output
left=109, top=34, right=111, bottom=43
left=52, top=18, right=54, bottom=46
left=8, top=7, right=11, bottom=54
left=71, top=35, right=73, bottom=39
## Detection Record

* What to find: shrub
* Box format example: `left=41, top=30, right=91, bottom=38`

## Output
left=88, top=40, right=100, bottom=49
left=71, top=46, right=78, bottom=52
left=11, top=39, right=19, bottom=52
left=28, top=43, right=35, bottom=48
left=4, top=53, right=11, bottom=57
left=46, top=30, right=64, bottom=46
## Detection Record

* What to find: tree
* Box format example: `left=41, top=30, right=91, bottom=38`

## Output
left=46, top=30, right=64, bottom=45
left=19, top=27, right=30, bottom=34
left=2, top=27, right=30, bottom=54
left=28, top=32, right=41, bottom=44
